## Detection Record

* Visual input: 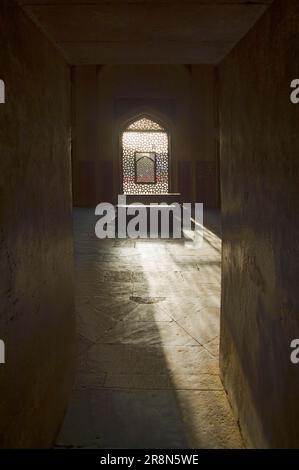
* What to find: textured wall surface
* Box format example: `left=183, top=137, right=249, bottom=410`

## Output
left=0, top=0, right=75, bottom=448
left=219, top=0, right=299, bottom=448
left=72, top=64, right=219, bottom=207
left=15, top=0, right=271, bottom=64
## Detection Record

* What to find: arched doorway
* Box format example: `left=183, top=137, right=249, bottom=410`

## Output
left=121, top=116, right=169, bottom=194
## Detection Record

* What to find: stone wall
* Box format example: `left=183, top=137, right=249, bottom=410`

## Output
left=72, top=64, right=219, bottom=207
left=0, top=0, right=75, bottom=448
left=219, top=0, right=299, bottom=448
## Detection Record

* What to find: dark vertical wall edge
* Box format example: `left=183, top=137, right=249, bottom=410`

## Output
left=0, top=0, right=75, bottom=448
left=219, top=0, right=299, bottom=448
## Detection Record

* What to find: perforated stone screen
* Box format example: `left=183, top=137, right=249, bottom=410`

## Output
left=122, top=117, right=169, bottom=194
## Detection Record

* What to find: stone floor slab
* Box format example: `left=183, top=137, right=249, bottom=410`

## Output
left=56, top=209, right=243, bottom=449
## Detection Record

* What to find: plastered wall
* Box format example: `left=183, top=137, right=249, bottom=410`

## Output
left=219, top=0, right=299, bottom=448
left=0, top=0, right=75, bottom=448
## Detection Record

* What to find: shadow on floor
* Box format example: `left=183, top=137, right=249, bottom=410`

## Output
left=56, top=208, right=243, bottom=449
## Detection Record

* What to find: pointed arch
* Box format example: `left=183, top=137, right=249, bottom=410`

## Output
left=127, top=117, right=164, bottom=132
left=120, top=109, right=170, bottom=135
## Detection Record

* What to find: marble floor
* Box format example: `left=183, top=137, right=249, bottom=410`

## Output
left=56, top=209, right=243, bottom=449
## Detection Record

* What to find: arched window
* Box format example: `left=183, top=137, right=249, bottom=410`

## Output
left=121, top=116, right=169, bottom=194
